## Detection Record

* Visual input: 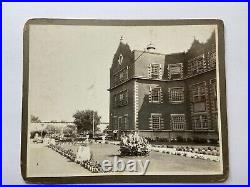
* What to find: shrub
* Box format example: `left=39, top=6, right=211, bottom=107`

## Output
left=176, top=136, right=184, bottom=142
left=119, top=133, right=151, bottom=156
left=167, top=145, right=174, bottom=148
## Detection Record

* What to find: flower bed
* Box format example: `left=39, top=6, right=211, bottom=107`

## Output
left=151, top=145, right=220, bottom=162
left=47, top=143, right=104, bottom=173
left=119, top=134, right=151, bottom=156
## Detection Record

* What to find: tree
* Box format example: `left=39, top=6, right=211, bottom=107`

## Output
left=31, top=115, right=41, bottom=123
left=44, top=124, right=61, bottom=135
left=73, top=110, right=101, bottom=134
left=63, top=125, right=77, bottom=136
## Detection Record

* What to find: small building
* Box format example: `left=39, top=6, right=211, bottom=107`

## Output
left=108, top=33, right=218, bottom=142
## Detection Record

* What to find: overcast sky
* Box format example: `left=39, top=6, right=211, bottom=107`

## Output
left=29, top=24, right=216, bottom=122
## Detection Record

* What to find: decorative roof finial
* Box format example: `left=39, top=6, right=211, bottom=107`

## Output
left=120, top=35, right=125, bottom=43
left=146, top=42, right=156, bottom=52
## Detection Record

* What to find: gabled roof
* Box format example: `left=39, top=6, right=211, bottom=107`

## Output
left=111, top=41, right=133, bottom=69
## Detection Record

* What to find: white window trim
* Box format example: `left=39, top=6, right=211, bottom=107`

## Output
left=150, top=113, right=162, bottom=130
left=149, top=86, right=162, bottom=104
left=171, top=114, right=185, bottom=131
left=150, top=63, right=161, bottom=79
left=168, top=87, right=184, bottom=104
left=168, top=63, right=183, bottom=80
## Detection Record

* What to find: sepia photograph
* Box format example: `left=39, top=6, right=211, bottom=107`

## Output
left=21, top=19, right=228, bottom=182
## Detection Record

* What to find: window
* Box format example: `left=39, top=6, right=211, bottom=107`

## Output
left=192, top=82, right=206, bottom=103
left=113, top=90, right=128, bottom=107
left=119, top=71, right=124, bottom=80
left=150, top=114, right=161, bottom=130
left=118, top=54, right=123, bottom=65
left=171, top=114, right=185, bottom=131
left=152, top=88, right=160, bottom=102
left=117, top=90, right=128, bottom=106
left=207, top=49, right=216, bottom=69
left=120, top=68, right=128, bottom=82
left=113, top=94, right=117, bottom=107
left=191, top=82, right=206, bottom=112
left=116, top=115, right=129, bottom=130
left=168, top=63, right=183, bottom=80
left=151, top=64, right=160, bottom=78
left=113, top=66, right=129, bottom=86
left=148, top=64, right=162, bottom=79
left=188, top=54, right=206, bottom=76
left=169, top=87, right=184, bottom=103
left=123, top=115, right=128, bottom=130
left=118, top=117, right=123, bottom=130
left=193, top=114, right=208, bottom=130
left=149, top=87, right=162, bottom=103
left=124, top=68, right=128, bottom=80
left=210, top=79, right=217, bottom=112
left=119, top=92, right=124, bottom=101
left=113, top=74, right=119, bottom=86
left=210, top=79, right=217, bottom=98
left=211, top=113, right=218, bottom=130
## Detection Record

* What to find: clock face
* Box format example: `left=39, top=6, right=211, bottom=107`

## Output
left=118, top=54, right=123, bottom=65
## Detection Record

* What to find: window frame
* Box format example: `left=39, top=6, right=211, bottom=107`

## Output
left=191, top=81, right=206, bottom=103
left=118, top=54, right=123, bottom=65
left=123, top=114, right=128, bottom=130
left=116, top=89, right=128, bottom=106
left=207, top=48, right=216, bottom=69
left=193, top=113, right=208, bottom=130
left=151, top=113, right=161, bottom=130
left=188, top=53, right=206, bottom=76
left=169, top=87, right=184, bottom=104
left=171, top=114, right=185, bottom=131
left=113, top=66, right=129, bottom=86
left=151, top=64, right=160, bottom=79
left=151, top=87, right=161, bottom=103
left=210, top=78, right=217, bottom=112
left=168, top=63, right=183, bottom=80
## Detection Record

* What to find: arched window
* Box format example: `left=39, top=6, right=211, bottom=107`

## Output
left=118, top=54, right=123, bottom=65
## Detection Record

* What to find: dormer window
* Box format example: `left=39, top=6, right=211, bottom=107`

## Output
left=151, top=64, right=160, bottom=78
left=118, top=54, right=123, bottom=65
left=168, top=63, right=183, bottom=80
left=148, top=64, right=162, bottom=79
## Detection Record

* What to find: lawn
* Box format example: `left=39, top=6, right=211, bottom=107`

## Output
left=59, top=142, right=222, bottom=175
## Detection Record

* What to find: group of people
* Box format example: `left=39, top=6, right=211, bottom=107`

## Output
left=119, top=131, right=151, bottom=156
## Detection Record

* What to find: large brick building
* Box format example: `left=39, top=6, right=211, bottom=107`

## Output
left=108, top=32, right=218, bottom=142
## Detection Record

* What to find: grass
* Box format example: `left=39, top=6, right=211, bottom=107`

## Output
left=57, top=142, right=221, bottom=174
